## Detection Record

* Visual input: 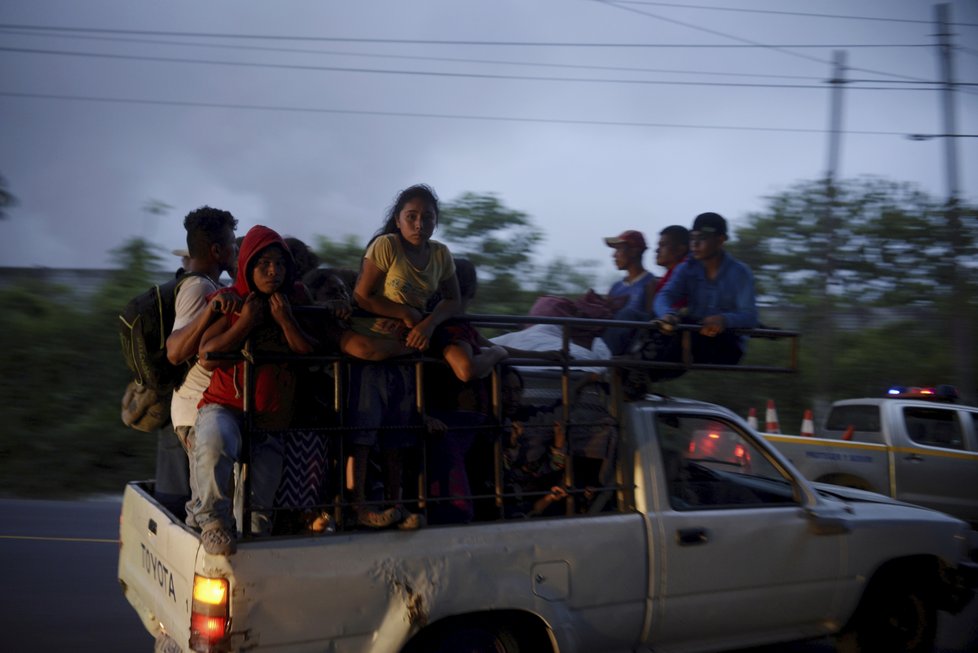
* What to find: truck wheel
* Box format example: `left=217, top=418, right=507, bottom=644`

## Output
left=837, top=573, right=936, bottom=653
left=432, top=622, right=522, bottom=653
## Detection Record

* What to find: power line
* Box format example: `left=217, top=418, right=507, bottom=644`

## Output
left=850, top=78, right=977, bottom=87
left=0, top=24, right=933, bottom=49
left=591, top=0, right=938, bottom=84
left=5, top=90, right=965, bottom=137
left=610, top=1, right=978, bottom=28
left=592, top=0, right=833, bottom=67
left=0, top=28, right=834, bottom=83
left=0, top=46, right=945, bottom=91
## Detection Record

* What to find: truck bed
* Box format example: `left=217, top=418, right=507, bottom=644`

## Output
left=119, top=480, right=650, bottom=653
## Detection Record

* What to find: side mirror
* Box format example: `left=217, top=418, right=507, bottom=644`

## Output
left=804, top=504, right=851, bottom=536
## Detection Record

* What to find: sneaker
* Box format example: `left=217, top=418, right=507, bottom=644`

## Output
left=201, top=524, right=236, bottom=555
left=357, top=506, right=400, bottom=529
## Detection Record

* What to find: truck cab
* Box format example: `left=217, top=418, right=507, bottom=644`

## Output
left=822, top=387, right=978, bottom=524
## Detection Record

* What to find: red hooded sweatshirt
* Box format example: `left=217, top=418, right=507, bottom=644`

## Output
left=199, top=225, right=308, bottom=428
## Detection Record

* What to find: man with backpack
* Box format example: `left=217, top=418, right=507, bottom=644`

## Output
left=157, top=206, right=239, bottom=517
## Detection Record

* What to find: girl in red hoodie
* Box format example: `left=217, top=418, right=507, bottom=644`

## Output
left=189, top=225, right=317, bottom=555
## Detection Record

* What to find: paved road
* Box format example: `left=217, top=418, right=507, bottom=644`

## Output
left=0, top=497, right=151, bottom=652
left=0, top=498, right=975, bottom=652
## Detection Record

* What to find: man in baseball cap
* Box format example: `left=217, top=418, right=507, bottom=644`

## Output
left=690, top=211, right=727, bottom=236
left=601, top=229, right=657, bottom=355
left=603, top=230, right=647, bottom=251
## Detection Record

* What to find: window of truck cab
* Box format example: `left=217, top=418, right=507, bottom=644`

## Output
left=825, top=403, right=883, bottom=444
left=655, top=414, right=797, bottom=511
left=902, top=406, right=965, bottom=450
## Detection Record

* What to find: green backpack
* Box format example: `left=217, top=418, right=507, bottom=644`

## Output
left=118, top=271, right=206, bottom=430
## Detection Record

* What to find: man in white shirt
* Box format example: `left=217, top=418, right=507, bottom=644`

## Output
left=155, top=206, right=238, bottom=519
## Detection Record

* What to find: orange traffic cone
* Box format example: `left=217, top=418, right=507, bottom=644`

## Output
left=841, top=425, right=855, bottom=441
left=765, top=399, right=781, bottom=433
left=747, top=407, right=758, bottom=430
left=800, top=409, right=815, bottom=437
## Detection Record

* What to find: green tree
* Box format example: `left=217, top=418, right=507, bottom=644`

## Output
left=0, top=275, right=156, bottom=496
left=312, top=234, right=367, bottom=270
left=0, top=236, right=185, bottom=497
left=439, top=192, right=543, bottom=280
left=437, top=192, right=545, bottom=314
left=533, top=256, right=601, bottom=296
left=725, top=176, right=977, bottom=410
left=728, top=177, right=962, bottom=312
left=104, top=237, right=166, bottom=300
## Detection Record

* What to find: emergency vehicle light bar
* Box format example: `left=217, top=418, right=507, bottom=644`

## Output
left=886, top=385, right=959, bottom=402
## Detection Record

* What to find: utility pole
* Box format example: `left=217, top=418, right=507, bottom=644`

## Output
left=814, top=50, right=847, bottom=420
left=825, top=50, right=847, bottom=184
left=935, top=3, right=974, bottom=403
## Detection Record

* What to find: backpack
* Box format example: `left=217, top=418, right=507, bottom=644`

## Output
left=118, top=271, right=207, bottom=430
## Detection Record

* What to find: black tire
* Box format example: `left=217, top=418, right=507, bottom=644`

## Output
left=402, top=613, right=555, bottom=653
left=837, top=574, right=937, bottom=653
left=433, top=623, right=521, bottom=653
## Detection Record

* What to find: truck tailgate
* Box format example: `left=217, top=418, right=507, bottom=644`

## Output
left=118, top=481, right=199, bottom=646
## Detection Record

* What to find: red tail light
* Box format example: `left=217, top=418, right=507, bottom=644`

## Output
left=190, top=575, right=229, bottom=652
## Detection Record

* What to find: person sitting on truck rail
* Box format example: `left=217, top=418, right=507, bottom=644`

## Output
left=600, top=230, right=657, bottom=355
left=601, top=225, right=689, bottom=358
left=651, top=212, right=758, bottom=368
left=340, top=183, right=461, bottom=361
left=190, top=225, right=320, bottom=556
left=341, top=184, right=461, bottom=531
left=653, top=225, right=690, bottom=298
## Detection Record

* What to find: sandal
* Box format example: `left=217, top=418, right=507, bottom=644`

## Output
left=307, top=510, right=335, bottom=534
left=357, top=506, right=399, bottom=529
left=200, top=524, right=236, bottom=555
left=396, top=509, right=425, bottom=531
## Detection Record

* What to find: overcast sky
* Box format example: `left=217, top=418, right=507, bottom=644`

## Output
left=1, top=0, right=975, bottom=287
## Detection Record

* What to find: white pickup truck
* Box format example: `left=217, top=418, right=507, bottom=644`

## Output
left=761, top=386, right=978, bottom=527
left=118, top=319, right=976, bottom=653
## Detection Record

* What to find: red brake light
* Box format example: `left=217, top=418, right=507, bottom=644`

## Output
left=191, top=613, right=227, bottom=639
left=191, top=575, right=229, bottom=652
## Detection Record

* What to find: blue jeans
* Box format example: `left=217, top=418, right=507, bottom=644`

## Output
left=601, top=306, right=651, bottom=356
left=154, top=428, right=190, bottom=519
left=186, top=403, right=284, bottom=536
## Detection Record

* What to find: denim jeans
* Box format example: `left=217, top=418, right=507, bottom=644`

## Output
left=186, top=403, right=284, bottom=536
left=601, top=306, right=652, bottom=356
left=154, top=428, right=191, bottom=520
